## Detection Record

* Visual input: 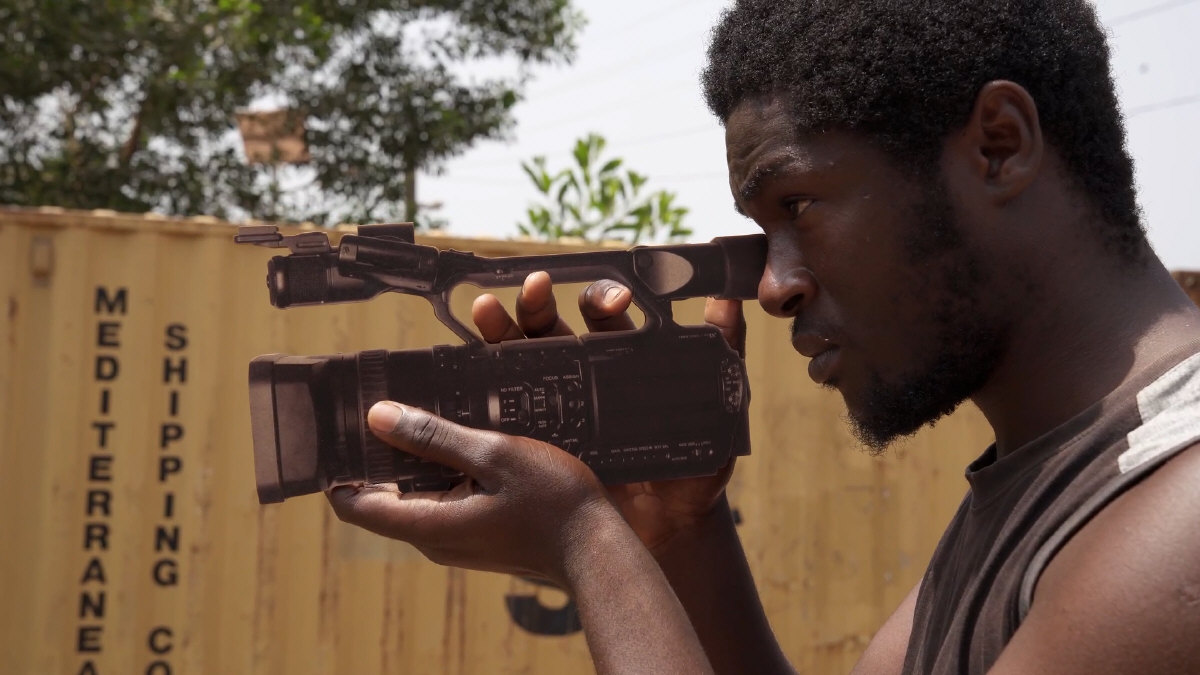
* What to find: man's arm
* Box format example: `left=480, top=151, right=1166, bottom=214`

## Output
left=851, top=582, right=920, bottom=675
left=475, top=280, right=798, bottom=673
left=650, top=493, right=920, bottom=675
left=329, top=403, right=715, bottom=674
left=648, top=493, right=796, bottom=674
left=566, top=512, right=715, bottom=675
left=990, top=442, right=1200, bottom=673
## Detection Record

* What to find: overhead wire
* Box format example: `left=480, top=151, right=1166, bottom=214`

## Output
left=1106, top=1, right=1200, bottom=119
left=518, top=79, right=695, bottom=134
left=449, top=2, right=1200, bottom=189
left=435, top=122, right=720, bottom=176
left=515, top=0, right=719, bottom=102
left=441, top=1, right=716, bottom=171
left=529, top=33, right=699, bottom=100
left=1127, top=93, right=1200, bottom=117
left=1109, top=0, right=1200, bottom=26
left=613, top=0, right=701, bottom=33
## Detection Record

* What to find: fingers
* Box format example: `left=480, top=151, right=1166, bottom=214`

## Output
left=474, top=274, right=638, bottom=341
left=472, top=273, right=574, bottom=343
left=579, top=279, right=636, bottom=333
left=367, top=401, right=504, bottom=489
left=327, top=478, right=477, bottom=543
left=705, top=298, right=746, bottom=355
left=472, top=294, right=524, bottom=343
left=516, top=271, right=574, bottom=338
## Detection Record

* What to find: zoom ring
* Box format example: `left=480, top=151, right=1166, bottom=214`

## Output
left=358, top=350, right=394, bottom=485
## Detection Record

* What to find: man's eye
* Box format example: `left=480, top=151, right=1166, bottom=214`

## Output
left=786, top=199, right=813, bottom=219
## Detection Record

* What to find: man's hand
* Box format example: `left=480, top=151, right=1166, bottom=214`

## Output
left=326, top=401, right=619, bottom=586
left=471, top=272, right=747, bottom=552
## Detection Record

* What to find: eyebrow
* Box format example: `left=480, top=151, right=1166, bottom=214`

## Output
left=737, top=154, right=802, bottom=206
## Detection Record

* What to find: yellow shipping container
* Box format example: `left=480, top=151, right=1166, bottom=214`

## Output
left=1, top=207, right=994, bottom=674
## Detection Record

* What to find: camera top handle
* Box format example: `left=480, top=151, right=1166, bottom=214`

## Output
left=235, top=224, right=767, bottom=347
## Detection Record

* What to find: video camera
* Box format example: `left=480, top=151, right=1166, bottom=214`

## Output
left=236, top=223, right=766, bottom=504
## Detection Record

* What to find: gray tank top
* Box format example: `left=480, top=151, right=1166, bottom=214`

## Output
left=902, top=343, right=1200, bottom=674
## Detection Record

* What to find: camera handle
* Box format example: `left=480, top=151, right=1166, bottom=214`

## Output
left=236, top=224, right=766, bottom=348
left=413, top=235, right=766, bottom=347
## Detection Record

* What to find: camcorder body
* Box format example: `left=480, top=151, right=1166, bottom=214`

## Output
left=237, top=223, right=766, bottom=504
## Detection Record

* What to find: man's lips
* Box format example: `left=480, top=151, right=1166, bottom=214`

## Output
left=791, top=333, right=833, bottom=358
left=792, top=333, right=840, bottom=384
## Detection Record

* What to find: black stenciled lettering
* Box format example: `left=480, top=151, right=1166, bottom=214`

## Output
left=97, top=321, right=121, bottom=348
left=76, top=625, right=102, bottom=653
left=150, top=322, right=185, bottom=673
left=148, top=627, right=173, bottom=654
left=158, top=457, right=182, bottom=482
left=79, top=591, right=106, bottom=620
left=154, top=525, right=179, bottom=553
left=86, top=490, right=111, bottom=517
left=94, top=287, right=128, bottom=315
left=84, top=523, right=109, bottom=551
left=152, top=559, right=178, bottom=586
left=159, top=424, right=183, bottom=449
left=162, top=357, right=187, bottom=385
left=77, top=289, right=125, bottom=675
left=164, top=324, right=187, bottom=351
left=95, top=355, right=119, bottom=381
left=88, top=455, right=113, bottom=481
left=80, top=557, right=107, bottom=584
left=505, top=592, right=583, bottom=636
left=91, top=422, right=115, bottom=448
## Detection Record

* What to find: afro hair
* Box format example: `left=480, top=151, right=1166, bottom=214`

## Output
left=702, top=0, right=1145, bottom=261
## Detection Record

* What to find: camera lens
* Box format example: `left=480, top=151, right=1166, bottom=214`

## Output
left=249, top=355, right=324, bottom=502
left=267, top=255, right=332, bottom=308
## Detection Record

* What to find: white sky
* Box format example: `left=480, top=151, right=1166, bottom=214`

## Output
left=421, top=0, right=1200, bottom=270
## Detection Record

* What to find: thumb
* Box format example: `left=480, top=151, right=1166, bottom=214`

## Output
left=704, top=298, right=746, bottom=356
left=367, top=402, right=502, bottom=486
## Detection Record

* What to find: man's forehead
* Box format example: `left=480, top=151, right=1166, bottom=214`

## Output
left=725, top=111, right=861, bottom=184
left=724, top=99, right=797, bottom=164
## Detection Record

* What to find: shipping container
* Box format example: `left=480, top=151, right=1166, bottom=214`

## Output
left=1, top=207, right=1001, bottom=674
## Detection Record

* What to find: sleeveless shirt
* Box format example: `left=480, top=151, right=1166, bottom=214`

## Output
left=902, top=343, right=1200, bottom=674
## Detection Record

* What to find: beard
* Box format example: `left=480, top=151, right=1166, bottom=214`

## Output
left=843, top=177, right=1007, bottom=451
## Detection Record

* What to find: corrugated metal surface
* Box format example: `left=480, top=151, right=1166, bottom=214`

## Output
left=1, top=207, right=995, bottom=674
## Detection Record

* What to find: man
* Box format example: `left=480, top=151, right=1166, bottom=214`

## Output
left=329, top=1, right=1200, bottom=672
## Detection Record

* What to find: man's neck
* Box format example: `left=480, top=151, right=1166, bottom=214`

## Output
left=971, top=254, right=1200, bottom=458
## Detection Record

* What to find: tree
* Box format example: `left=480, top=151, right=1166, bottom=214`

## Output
left=517, top=133, right=692, bottom=244
left=0, top=0, right=582, bottom=225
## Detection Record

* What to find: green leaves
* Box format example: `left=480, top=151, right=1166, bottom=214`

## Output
left=516, top=133, right=692, bottom=244
left=0, top=0, right=582, bottom=226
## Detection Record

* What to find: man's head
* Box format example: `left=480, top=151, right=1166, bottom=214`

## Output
left=703, top=0, right=1143, bottom=260
left=704, top=1, right=1147, bottom=448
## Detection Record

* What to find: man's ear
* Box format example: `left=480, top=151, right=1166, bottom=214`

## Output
left=959, top=80, right=1044, bottom=203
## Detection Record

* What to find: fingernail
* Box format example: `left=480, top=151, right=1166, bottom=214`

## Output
left=604, top=286, right=623, bottom=303
left=368, top=401, right=404, bottom=433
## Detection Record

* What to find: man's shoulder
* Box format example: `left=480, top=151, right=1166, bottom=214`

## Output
left=1113, top=346, right=1200, bottom=480
left=995, top=440, right=1200, bottom=673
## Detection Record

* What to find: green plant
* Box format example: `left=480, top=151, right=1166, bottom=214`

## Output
left=517, top=134, right=691, bottom=244
left=0, top=0, right=583, bottom=226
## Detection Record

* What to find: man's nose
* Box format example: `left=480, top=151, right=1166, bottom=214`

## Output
left=757, top=260, right=817, bottom=318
